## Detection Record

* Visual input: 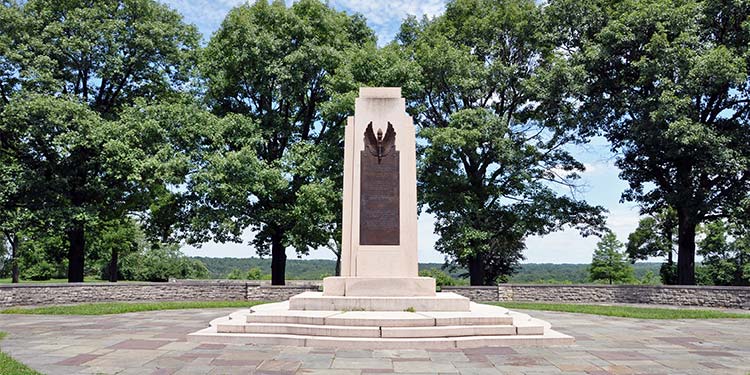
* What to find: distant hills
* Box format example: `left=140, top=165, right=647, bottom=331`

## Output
left=191, top=257, right=662, bottom=284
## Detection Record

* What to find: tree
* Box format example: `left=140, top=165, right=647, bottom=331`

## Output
left=396, top=0, right=606, bottom=285
left=89, top=219, right=141, bottom=282
left=2, top=0, right=200, bottom=282
left=199, top=0, right=375, bottom=285
left=698, top=220, right=750, bottom=286
left=590, top=232, right=634, bottom=284
left=0, top=0, right=23, bottom=108
left=626, top=208, right=678, bottom=284
left=550, top=0, right=750, bottom=284
left=0, top=0, right=31, bottom=283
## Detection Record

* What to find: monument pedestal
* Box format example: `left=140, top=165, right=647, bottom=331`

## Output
left=321, top=276, right=436, bottom=297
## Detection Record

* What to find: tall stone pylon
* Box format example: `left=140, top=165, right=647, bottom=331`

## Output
left=323, top=87, right=435, bottom=296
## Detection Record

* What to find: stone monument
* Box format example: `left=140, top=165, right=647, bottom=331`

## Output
left=189, top=88, right=573, bottom=348
left=322, top=87, right=435, bottom=297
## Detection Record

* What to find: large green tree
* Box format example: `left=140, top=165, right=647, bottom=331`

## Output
left=551, top=0, right=750, bottom=284
left=2, top=0, right=200, bottom=282
left=0, top=95, right=140, bottom=282
left=199, top=0, right=375, bottom=284
left=0, top=0, right=29, bottom=283
left=397, top=0, right=606, bottom=285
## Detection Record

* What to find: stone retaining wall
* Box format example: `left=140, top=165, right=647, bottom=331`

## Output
left=444, top=284, right=750, bottom=310
left=0, top=281, right=318, bottom=308
left=1, top=281, right=749, bottom=309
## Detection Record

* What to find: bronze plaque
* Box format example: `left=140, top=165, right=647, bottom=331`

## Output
left=359, top=123, right=400, bottom=245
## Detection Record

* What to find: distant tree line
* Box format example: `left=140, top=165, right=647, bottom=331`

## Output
left=1, top=0, right=749, bottom=286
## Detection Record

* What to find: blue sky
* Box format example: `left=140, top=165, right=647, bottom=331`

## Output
left=170, top=0, right=644, bottom=263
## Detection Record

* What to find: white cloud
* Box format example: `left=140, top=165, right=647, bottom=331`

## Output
left=161, top=0, right=447, bottom=44
left=524, top=206, right=642, bottom=263
left=322, top=0, right=446, bottom=44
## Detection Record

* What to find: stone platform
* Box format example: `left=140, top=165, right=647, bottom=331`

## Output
left=188, top=296, right=574, bottom=349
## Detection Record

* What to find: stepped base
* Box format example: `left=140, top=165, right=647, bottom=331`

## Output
left=188, top=327, right=574, bottom=349
left=188, top=299, right=574, bottom=349
left=290, top=291, right=470, bottom=311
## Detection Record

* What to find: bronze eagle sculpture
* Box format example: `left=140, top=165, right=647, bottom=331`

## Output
left=364, top=122, right=396, bottom=164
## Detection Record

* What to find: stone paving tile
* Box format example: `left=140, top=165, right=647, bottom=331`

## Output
left=108, top=339, right=172, bottom=350
left=456, top=368, right=502, bottom=375
left=1, top=307, right=750, bottom=374
left=257, top=359, right=302, bottom=371
left=54, top=353, right=100, bottom=366
left=336, top=349, right=376, bottom=358
left=332, top=358, right=393, bottom=369
left=392, top=360, right=458, bottom=373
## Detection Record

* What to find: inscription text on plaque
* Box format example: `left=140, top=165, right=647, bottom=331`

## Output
left=359, top=123, right=400, bottom=245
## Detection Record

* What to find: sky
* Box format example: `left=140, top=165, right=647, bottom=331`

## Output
left=167, top=0, right=645, bottom=264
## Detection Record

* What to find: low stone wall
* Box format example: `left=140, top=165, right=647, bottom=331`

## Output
left=445, top=284, right=750, bottom=310
left=2, top=281, right=749, bottom=310
left=0, top=281, right=318, bottom=308
left=441, top=286, right=498, bottom=302
left=247, top=285, right=320, bottom=301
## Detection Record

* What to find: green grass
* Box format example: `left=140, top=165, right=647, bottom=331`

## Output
left=491, top=301, right=750, bottom=319
left=0, top=332, right=43, bottom=375
left=1, top=300, right=267, bottom=315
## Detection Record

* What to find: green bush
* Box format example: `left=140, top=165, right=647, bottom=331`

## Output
left=227, top=269, right=244, bottom=280
left=22, top=261, right=55, bottom=281
left=117, top=245, right=209, bottom=282
left=419, top=268, right=457, bottom=287
left=246, top=267, right=263, bottom=280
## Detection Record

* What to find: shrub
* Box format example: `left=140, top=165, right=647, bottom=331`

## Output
left=227, top=269, right=244, bottom=280
left=23, top=261, right=55, bottom=281
left=419, top=268, right=457, bottom=287
left=117, top=245, right=209, bottom=282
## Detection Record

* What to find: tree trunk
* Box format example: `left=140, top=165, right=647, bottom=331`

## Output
left=468, top=253, right=486, bottom=286
left=10, top=234, right=19, bottom=284
left=108, top=248, right=118, bottom=282
left=67, top=221, right=86, bottom=283
left=335, top=253, right=341, bottom=277
left=676, top=209, right=697, bottom=285
left=667, top=249, right=673, bottom=266
left=270, top=231, right=286, bottom=285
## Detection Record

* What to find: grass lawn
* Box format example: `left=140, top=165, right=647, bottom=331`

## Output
left=1, top=300, right=267, bottom=315
left=0, top=332, right=43, bottom=375
left=492, top=301, right=750, bottom=319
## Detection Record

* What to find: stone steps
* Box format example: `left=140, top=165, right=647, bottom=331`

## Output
left=188, top=325, right=574, bottom=349
left=245, top=309, right=514, bottom=327
left=217, top=321, right=526, bottom=338
left=189, top=299, right=574, bottom=349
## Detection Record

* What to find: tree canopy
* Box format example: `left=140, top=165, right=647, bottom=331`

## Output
left=549, top=0, right=750, bottom=284
left=0, top=0, right=202, bottom=282
left=197, top=0, right=376, bottom=284
left=2, top=0, right=750, bottom=287
left=396, top=0, right=606, bottom=285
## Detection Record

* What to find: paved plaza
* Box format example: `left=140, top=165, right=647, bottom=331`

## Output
left=0, top=307, right=748, bottom=375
